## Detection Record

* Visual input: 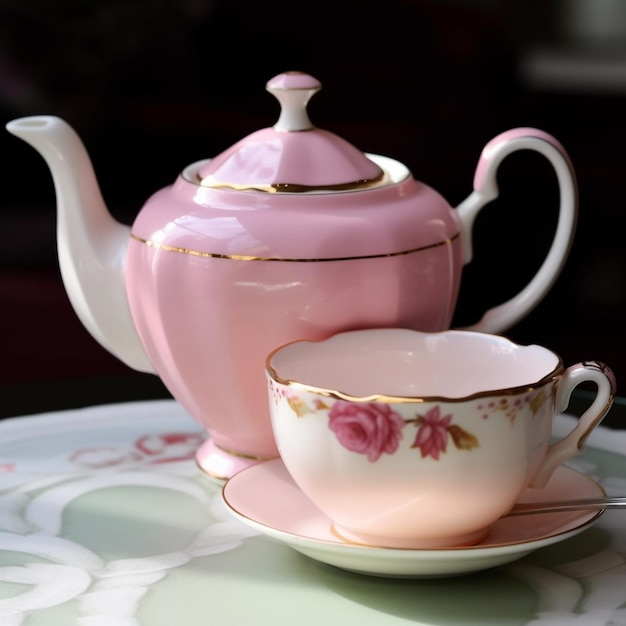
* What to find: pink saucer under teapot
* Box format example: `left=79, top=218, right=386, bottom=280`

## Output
left=6, top=71, right=578, bottom=480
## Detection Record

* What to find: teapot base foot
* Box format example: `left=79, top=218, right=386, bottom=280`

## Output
left=195, top=438, right=278, bottom=483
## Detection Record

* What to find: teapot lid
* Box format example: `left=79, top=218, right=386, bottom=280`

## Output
left=196, top=71, right=386, bottom=193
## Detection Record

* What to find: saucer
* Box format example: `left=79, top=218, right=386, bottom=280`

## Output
left=222, top=459, right=605, bottom=578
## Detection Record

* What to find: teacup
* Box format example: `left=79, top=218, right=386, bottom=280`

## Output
left=265, top=328, right=616, bottom=549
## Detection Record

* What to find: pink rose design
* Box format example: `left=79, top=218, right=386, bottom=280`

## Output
left=411, top=406, right=452, bottom=459
left=328, top=401, right=405, bottom=462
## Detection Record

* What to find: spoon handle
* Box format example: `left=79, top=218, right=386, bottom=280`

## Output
left=506, top=496, right=626, bottom=517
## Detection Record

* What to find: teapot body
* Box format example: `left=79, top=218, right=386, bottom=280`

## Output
left=125, top=159, right=463, bottom=474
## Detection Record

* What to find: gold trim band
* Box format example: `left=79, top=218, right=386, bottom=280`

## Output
left=195, top=459, right=231, bottom=483
left=130, top=232, right=460, bottom=263
left=267, top=367, right=561, bottom=404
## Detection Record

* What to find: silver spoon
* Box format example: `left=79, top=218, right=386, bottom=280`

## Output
left=506, top=495, right=626, bottom=517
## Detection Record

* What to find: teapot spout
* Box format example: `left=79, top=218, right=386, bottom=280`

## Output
left=6, top=116, right=155, bottom=374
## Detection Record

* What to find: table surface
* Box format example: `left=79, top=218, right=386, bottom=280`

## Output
left=1, top=398, right=626, bottom=625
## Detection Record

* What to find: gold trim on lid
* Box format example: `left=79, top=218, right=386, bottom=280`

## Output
left=197, top=171, right=387, bottom=193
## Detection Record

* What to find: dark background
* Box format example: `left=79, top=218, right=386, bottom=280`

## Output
left=1, top=0, right=626, bottom=422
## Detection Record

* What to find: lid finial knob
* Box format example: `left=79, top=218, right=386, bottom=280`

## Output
left=266, top=71, right=321, bottom=132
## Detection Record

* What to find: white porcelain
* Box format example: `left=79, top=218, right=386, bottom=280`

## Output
left=266, top=328, right=616, bottom=549
left=222, top=458, right=605, bottom=578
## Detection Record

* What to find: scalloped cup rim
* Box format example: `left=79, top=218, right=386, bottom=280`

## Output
left=265, top=328, right=563, bottom=402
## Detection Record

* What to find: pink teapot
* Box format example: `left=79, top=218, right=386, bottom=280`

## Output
left=6, top=71, right=577, bottom=480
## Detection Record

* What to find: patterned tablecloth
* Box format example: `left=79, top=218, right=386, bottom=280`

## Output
left=1, top=399, right=626, bottom=626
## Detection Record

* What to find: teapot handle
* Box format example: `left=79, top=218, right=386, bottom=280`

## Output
left=455, top=127, right=577, bottom=334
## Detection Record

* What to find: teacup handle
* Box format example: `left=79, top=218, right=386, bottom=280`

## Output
left=456, top=127, right=578, bottom=334
left=530, top=360, right=616, bottom=489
